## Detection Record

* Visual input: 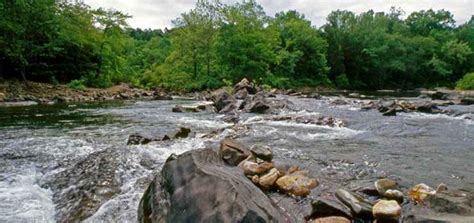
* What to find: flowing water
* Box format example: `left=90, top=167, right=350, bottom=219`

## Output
left=0, top=95, right=473, bottom=222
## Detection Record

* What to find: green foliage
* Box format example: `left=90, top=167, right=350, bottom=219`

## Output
left=67, top=79, right=86, bottom=90
left=1, top=0, right=473, bottom=91
left=456, top=72, right=474, bottom=90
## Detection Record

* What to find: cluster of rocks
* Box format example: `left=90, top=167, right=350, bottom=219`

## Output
left=172, top=78, right=296, bottom=117
left=270, top=114, right=345, bottom=127
left=0, top=81, right=163, bottom=106
left=138, top=138, right=474, bottom=223
left=219, top=138, right=318, bottom=196
left=367, top=100, right=446, bottom=116
left=127, top=127, right=191, bottom=145
left=307, top=178, right=474, bottom=223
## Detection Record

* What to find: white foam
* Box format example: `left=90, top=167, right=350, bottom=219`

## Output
left=0, top=167, right=55, bottom=223
left=401, top=112, right=474, bottom=125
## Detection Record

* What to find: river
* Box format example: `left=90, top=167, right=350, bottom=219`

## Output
left=0, top=94, right=473, bottom=222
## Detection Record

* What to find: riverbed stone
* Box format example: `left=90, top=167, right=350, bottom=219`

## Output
left=311, top=216, right=351, bottom=223
left=275, top=172, right=318, bottom=196
left=211, top=89, right=236, bottom=112
left=408, top=183, right=436, bottom=204
left=138, top=148, right=287, bottom=223
left=234, top=88, right=248, bottom=99
left=218, top=138, right=251, bottom=166
left=127, top=133, right=153, bottom=145
left=233, top=78, right=256, bottom=94
left=335, top=189, right=373, bottom=219
left=372, top=200, right=401, bottom=221
left=384, top=189, right=404, bottom=203
left=173, top=127, right=191, bottom=139
left=258, top=168, right=280, bottom=189
left=250, top=145, right=273, bottom=161
left=375, top=178, right=398, bottom=196
left=238, top=160, right=273, bottom=176
left=309, top=198, right=353, bottom=219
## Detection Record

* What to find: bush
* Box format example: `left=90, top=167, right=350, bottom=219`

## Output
left=67, top=79, right=86, bottom=90
left=456, top=72, right=474, bottom=90
left=335, top=73, right=350, bottom=89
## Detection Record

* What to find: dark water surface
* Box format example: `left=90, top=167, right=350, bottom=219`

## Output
left=0, top=95, right=473, bottom=222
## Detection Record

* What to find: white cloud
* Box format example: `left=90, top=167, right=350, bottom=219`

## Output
left=83, top=0, right=474, bottom=29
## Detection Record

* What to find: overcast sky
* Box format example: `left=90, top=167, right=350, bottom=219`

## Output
left=83, top=0, right=473, bottom=29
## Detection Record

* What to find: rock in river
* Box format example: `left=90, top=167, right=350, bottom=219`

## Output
left=218, top=138, right=251, bottom=166
left=210, top=89, right=236, bottom=112
left=372, top=200, right=401, bottom=221
left=275, top=171, right=318, bottom=196
left=374, top=178, right=398, bottom=196
left=250, top=145, right=273, bottom=161
left=137, top=148, right=287, bottom=223
left=309, top=198, right=353, bottom=219
left=258, top=168, right=280, bottom=189
left=335, top=189, right=373, bottom=219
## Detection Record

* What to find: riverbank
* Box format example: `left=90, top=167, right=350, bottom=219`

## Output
left=0, top=80, right=156, bottom=106
left=1, top=80, right=474, bottom=107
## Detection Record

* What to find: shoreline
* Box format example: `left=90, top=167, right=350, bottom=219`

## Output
left=1, top=80, right=473, bottom=107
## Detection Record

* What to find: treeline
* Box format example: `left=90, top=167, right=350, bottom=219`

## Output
left=1, top=0, right=473, bottom=90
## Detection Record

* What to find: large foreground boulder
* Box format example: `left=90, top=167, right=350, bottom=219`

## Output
left=138, top=148, right=288, bottom=223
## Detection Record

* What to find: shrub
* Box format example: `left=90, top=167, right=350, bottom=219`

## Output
left=67, top=79, right=86, bottom=90
left=335, top=73, right=350, bottom=89
left=456, top=72, right=474, bottom=90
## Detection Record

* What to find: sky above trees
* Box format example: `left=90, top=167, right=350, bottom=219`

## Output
left=83, top=0, right=473, bottom=29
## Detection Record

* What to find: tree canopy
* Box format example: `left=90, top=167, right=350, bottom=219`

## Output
left=0, top=0, right=472, bottom=90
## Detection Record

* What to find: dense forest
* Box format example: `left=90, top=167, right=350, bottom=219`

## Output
left=1, top=0, right=473, bottom=90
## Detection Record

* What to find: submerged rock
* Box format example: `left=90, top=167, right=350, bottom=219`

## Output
left=372, top=200, right=401, bottom=221
left=137, top=148, right=287, bottom=223
left=218, top=138, right=251, bottom=166
left=127, top=133, right=153, bottom=145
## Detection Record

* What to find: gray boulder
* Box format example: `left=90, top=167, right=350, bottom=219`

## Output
left=137, top=148, right=287, bottom=223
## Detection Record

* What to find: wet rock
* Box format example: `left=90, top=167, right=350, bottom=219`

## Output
left=428, top=91, right=449, bottom=100
left=153, top=91, right=173, bottom=100
left=233, top=78, right=256, bottom=94
left=210, top=89, right=236, bottom=112
left=172, top=105, right=199, bottom=113
left=373, top=200, right=401, bottom=221
left=384, top=189, right=404, bottom=203
left=239, top=160, right=273, bottom=176
left=382, top=108, right=397, bottom=116
left=250, top=145, right=273, bottom=162
left=460, top=98, right=474, bottom=105
left=309, top=198, right=353, bottom=219
left=0, top=92, right=5, bottom=101
left=335, top=189, right=373, bottom=219
left=221, top=113, right=240, bottom=123
left=127, top=133, right=153, bottom=145
left=311, top=216, right=351, bottom=223
left=218, top=138, right=251, bottom=166
left=375, top=178, right=398, bottom=197
left=137, top=148, right=286, bottom=223
left=46, top=148, right=122, bottom=222
left=247, top=93, right=270, bottom=113
left=331, top=99, right=349, bottom=105
left=423, top=191, right=474, bottom=215
left=234, top=88, right=248, bottom=100
left=258, top=168, right=280, bottom=189
left=218, top=102, right=237, bottom=114
left=408, top=183, right=436, bottom=204
left=275, top=172, right=318, bottom=196
left=173, top=127, right=191, bottom=139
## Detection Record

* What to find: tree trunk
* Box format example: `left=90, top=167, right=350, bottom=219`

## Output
left=20, top=66, right=29, bottom=87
